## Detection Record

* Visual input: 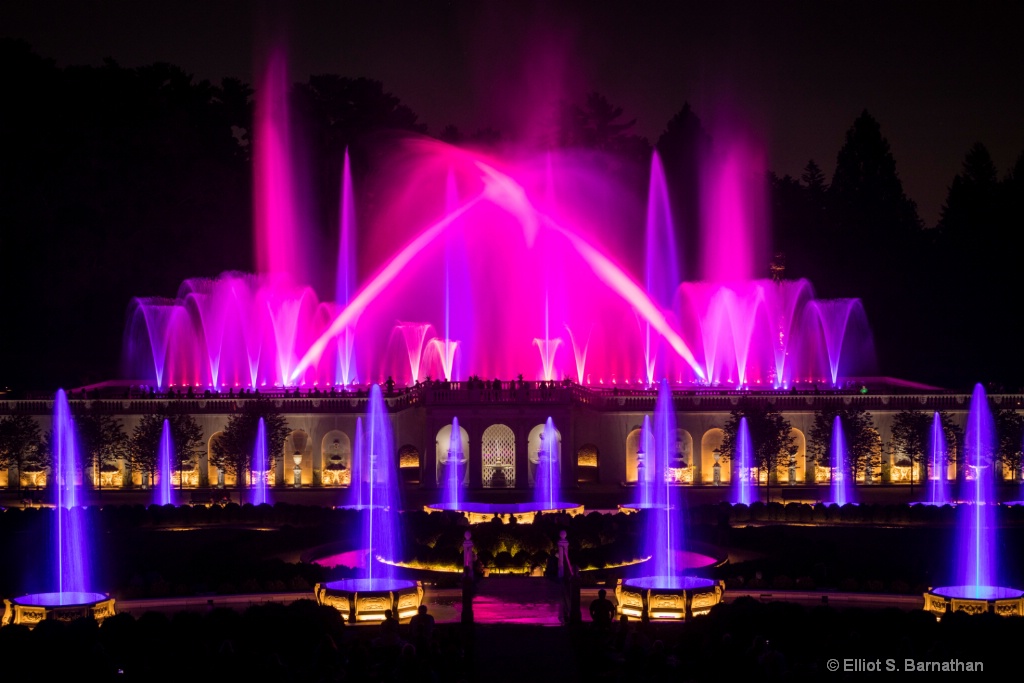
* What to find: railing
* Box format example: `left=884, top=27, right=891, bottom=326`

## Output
left=3, top=388, right=1022, bottom=416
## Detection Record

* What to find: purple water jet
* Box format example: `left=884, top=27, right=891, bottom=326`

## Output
left=635, top=415, right=656, bottom=509
left=157, top=419, right=173, bottom=506
left=733, top=417, right=754, bottom=505
left=318, top=386, right=421, bottom=621
left=534, top=418, right=561, bottom=510
left=53, top=389, right=90, bottom=598
left=924, top=385, right=1024, bottom=616
left=643, top=379, right=684, bottom=586
left=830, top=415, right=851, bottom=506
left=252, top=417, right=269, bottom=506
left=955, top=385, right=997, bottom=594
left=5, top=390, right=112, bottom=625
left=928, top=412, right=950, bottom=506
left=442, top=417, right=466, bottom=510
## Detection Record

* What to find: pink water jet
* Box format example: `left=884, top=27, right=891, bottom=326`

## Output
left=123, top=56, right=875, bottom=391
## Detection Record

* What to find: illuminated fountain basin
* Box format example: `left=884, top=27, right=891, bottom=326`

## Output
left=923, top=585, right=1024, bottom=618
left=423, top=501, right=584, bottom=525
left=923, top=384, right=1022, bottom=619
left=5, top=390, right=115, bottom=628
left=2, top=592, right=115, bottom=627
left=315, top=385, right=422, bottom=621
left=314, top=578, right=423, bottom=622
left=615, top=576, right=724, bottom=620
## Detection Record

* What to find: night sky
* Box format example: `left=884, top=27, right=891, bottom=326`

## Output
left=2, top=1, right=1023, bottom=391
left=5, top=1, right=1022, bottom=225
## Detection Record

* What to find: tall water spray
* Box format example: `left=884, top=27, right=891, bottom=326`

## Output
left=955, top=384, right=998, bottom=596
left=644, top=153, right=681, bottom=385
left=929, top=412, right=949, bottom=505
left=52, top=389, right=91, bottom=600
left=644, top=379, right=684, bottom=585
left=348, top=417, right=365, bottom=508
left=830, top=415, right=851, bottom=505
left=252, top=418, right=269, bottom=505
left=443, top=417, right=465, bottom=509
left=361, top=385, right=400, bottom=584
left=535, top=418, right=561, bottom=509
left=636, top=415, right=656, bottom=509
left=157, top=419, right=173, bottom=506
left=734, top=417, right=754, bottom=505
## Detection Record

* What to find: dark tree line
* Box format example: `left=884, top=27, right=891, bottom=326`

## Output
left=4, top=39, right=1023, bottom=393
left=770, top=113, right=1024, bottom=390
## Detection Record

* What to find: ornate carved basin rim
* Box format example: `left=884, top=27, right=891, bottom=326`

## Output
left=924, top=585, right=1024, bottom=619
left=314, top=579, right=423, bottom=622
left=3, top=592, right=116, bottom=627
left=616, top=576, right=724, bottom=620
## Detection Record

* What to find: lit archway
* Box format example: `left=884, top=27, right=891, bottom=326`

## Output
left=435, top=423, right=470, bottom=487
left=321, top=430, right=351, bottom=486
left=481, top=424, right=515, bottom=488
left=701, top=428, right=728, bottom=485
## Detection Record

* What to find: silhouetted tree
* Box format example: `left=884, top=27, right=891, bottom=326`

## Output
left=0, top=41, right=253, bottom=390
left=888, top=410, right=961, bottom=487
left=808, top=406, right=881, bottom=486
left=552, top=92, right=651, bottom=161
left=994, top=408, right=1024, bottom=480
left=128, top=412, right=204, bottom=489
left=210, top=398, right=289, bottom=489
left=656, top=103, right=710, bottom=278
left=68, top=413, right=130, bottom=489
left=0, top=414, right=42, bottom=495
left=720, top=398, right=796, bottom=501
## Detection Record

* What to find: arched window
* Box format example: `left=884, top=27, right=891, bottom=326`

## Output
left=321, top=430, right=351, bottom=486
left=435, top=424, right=470, bottom=487
left=481, top=424, right=515, bottom=488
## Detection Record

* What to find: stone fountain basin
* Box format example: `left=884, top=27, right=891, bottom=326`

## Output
left=314, top=578, right=423, bottom=622
left=3, top=592, right=115, bottom=627
left=924, top=585, right=1024, bottom=618
left=615, top=576, right=724, bottom=620
left=423, top=501, right=583, bottom=524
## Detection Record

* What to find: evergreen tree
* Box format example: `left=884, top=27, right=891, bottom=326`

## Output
left=210, top=398, right=290, bottom=488
left=720, top=398, right=796, bottom=501
left=656, top=103, right=710, bottom=278
left=808, top=406, right=881, bottom=485
left=128, top=412, right=204, bottom=488
left=0, top=414, right=42, bottom=495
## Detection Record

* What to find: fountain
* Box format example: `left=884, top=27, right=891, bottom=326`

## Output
left=733, top=417, right=754, bottom=505
left=928, top=412, right=950, bottom=505
left=251, top=418, right=269, bottom=505
left=315, top=384, right=423, bottom=621
left=827, top=415, right=852, bottom=505
left=3, top=390, right=115, bottom=627
left=424, top=415, right=583, bottom=523
left=156, top=419, right=173, bottom=506
left=121, top=74, right=876, bottom=393
left=924, top=385, right=1024, bottom=617
left=616, top=380, right=723, bottom=620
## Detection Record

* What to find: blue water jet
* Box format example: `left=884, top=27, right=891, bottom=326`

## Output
left=442, top=417, right=465, bottom=509
left=830, top=415, right=851, bottom=505
left=362, top=384, right=400, bottom=583
left=534, top=417, right=561, bottom=509
left=928, top=412, right=949, bottom=505
left=734, top=417, right=754, bottom=505
left=642, top=379, right=685, bottom=587
left=252, top=417, right=268, bottom=505
left=636, top=415, right=655, bottom=508
left=157, top=419, right=173, bottom=506
left=52, top=389, right=91, bottom=601
left=955, top=384, right=997, bottom=596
